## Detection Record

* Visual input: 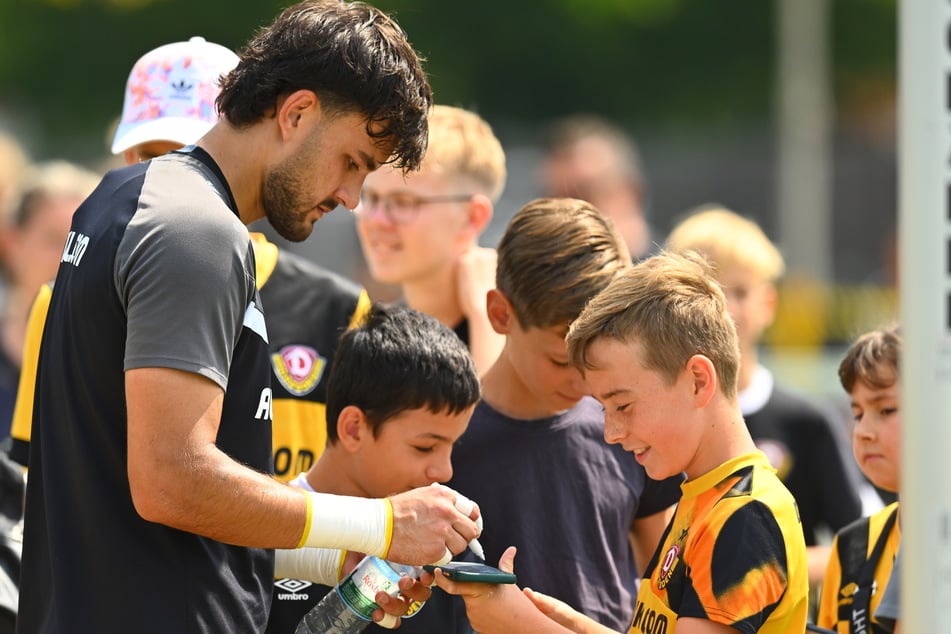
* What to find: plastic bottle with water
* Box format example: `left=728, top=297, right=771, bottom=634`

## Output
left=295, top=555, right=422, bottom=634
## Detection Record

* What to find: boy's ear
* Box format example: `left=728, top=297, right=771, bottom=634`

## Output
left=486, top=288, right=515, bottom=335
left=686, top=354, right=717, bottom=408
left=466, top=194, right=494, bottom=235
left=336, top=404, right=371, bottom=452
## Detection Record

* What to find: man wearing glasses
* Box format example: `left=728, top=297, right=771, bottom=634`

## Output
left=355, top=105, right=507, bottom=376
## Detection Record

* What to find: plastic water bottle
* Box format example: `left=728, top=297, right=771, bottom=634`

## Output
left=295, top=556, right=421, bottom=633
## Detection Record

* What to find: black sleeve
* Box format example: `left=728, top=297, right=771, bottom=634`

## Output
left=635, top=471, right=685, bottom=519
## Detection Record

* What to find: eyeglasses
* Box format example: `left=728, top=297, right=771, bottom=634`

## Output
left=354, top=190, right=473, bottom=225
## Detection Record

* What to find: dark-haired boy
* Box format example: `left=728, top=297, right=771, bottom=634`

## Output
left=267, top=303, right=481, bottom=633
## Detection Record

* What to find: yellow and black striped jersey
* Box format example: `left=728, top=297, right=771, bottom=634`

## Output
left=817, top=502, right=900, bottom=633
left=631, top=451, right=808, bottom=634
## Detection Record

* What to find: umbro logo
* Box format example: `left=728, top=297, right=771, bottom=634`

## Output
left=275, top=578, right=312, bottom=593
left=275, top=577, right=313, bottom=601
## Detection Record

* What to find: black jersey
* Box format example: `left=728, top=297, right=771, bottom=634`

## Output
left=255, top=234, right=370, bottom=481
left=18, top=148, right=274, bottom=633
left=742, top=372, right=863, bottom=545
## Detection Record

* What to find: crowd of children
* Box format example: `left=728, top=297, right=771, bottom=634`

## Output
left=0, top=1, right=905, bottom=632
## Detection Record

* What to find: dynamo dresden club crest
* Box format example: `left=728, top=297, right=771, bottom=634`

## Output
left=271, top=345, right=326, bottom=396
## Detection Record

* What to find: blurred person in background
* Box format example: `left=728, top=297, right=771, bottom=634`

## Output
left=539, top=114, right=652, bottom=260
left=0, top=130, right=31, bottom=634
left=0, top=133, right=30, bottom=296
left=355, top=104, right=506, bottom=375
left=666, top=204, right=868, bottom=596
left=0, top=161, right=99, bottom=437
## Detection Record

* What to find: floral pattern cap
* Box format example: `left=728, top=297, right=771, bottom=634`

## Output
left=111, top=36, right=240, bottom=154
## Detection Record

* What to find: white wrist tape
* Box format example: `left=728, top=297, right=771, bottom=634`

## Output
left=296, top=491, right=393, bottom=558
left=274, top=548, right=346, bottom=586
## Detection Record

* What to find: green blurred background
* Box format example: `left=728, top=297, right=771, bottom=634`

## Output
left=0, top=0, right=900, bottom=401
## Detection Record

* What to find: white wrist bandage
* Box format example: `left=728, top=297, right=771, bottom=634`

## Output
left=274, top=548, right=346, bottom=586
left=296, top=491, right=394, bottom=558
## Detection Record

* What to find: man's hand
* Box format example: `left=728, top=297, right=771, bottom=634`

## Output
left=386, top=484, right=481, bottom=565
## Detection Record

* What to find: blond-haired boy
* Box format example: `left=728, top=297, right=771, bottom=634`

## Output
left=446, top=198, right=683, bottom=631
left=355, top=104, right=506, bottom=374
left=666, top=205, right=865, bottom=585
left=434, top=250, right=808, bottom=634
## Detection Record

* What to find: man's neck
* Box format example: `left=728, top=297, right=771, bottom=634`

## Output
left=196, top=122, right=267, bottom=227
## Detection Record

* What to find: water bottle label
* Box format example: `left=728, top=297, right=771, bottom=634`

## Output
left=337, top=557, right=405, bottom=621
left=404, top=599, right=425, bottom=619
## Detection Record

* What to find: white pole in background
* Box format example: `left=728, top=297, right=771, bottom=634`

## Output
left=776, top=0, right=831, bottom=283
left=899, top=0, right=951, bottom=631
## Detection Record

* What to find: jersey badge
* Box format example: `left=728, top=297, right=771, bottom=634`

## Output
left=271, top=345, right=326, bottom=396
left=656, top=543, right=681, bottom=590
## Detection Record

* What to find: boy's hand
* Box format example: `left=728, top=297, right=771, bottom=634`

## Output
left=454, top=246, right=504, bottom=373
left=455, top=246, right=497, bottom=319
left=524, top=588, right=587, bottom=632
left=524, top=585, right=619, bottom=634
left=372, top=572, right=434, bottom=629
left=432, top=547, right=531, bottom=632
left=386, top=485, right=481, bottom=565
left=340, top=550, right=366, bottom=577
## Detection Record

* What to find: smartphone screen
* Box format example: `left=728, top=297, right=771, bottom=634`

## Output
left=422, top=561, right=517, bottom=584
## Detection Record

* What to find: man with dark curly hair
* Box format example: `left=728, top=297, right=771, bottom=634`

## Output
left=17, top=3, right=483, bottom=632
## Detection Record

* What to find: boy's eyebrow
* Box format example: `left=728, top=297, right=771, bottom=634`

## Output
left=417, top=431, right=456, bottom=442
left=597, top=387, right=628, bottom=401
left=850, top=390, right=900, bottom=408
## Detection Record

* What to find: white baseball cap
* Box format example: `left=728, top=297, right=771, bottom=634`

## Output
left=111, top=36, right=240, bottom=154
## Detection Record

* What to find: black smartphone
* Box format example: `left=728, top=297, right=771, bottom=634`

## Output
left=422, top=561, right=517, bottom=584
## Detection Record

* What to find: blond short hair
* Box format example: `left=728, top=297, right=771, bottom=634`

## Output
left=496, top=197, right=631, bottom=330
left=422, top=105, right=507, bottom=202
left=666, top=204, right=785, bottom=282
left=567, top=250, right=740, bottom=398
left=13, top=161, right=100, bottom=229
left=0, top=131, right=30, bottom=226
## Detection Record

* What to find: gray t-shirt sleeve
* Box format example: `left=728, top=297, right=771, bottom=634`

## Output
left=876, top=547, right=901, bottom=627
left=116, top=159, right=255, bottom=391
